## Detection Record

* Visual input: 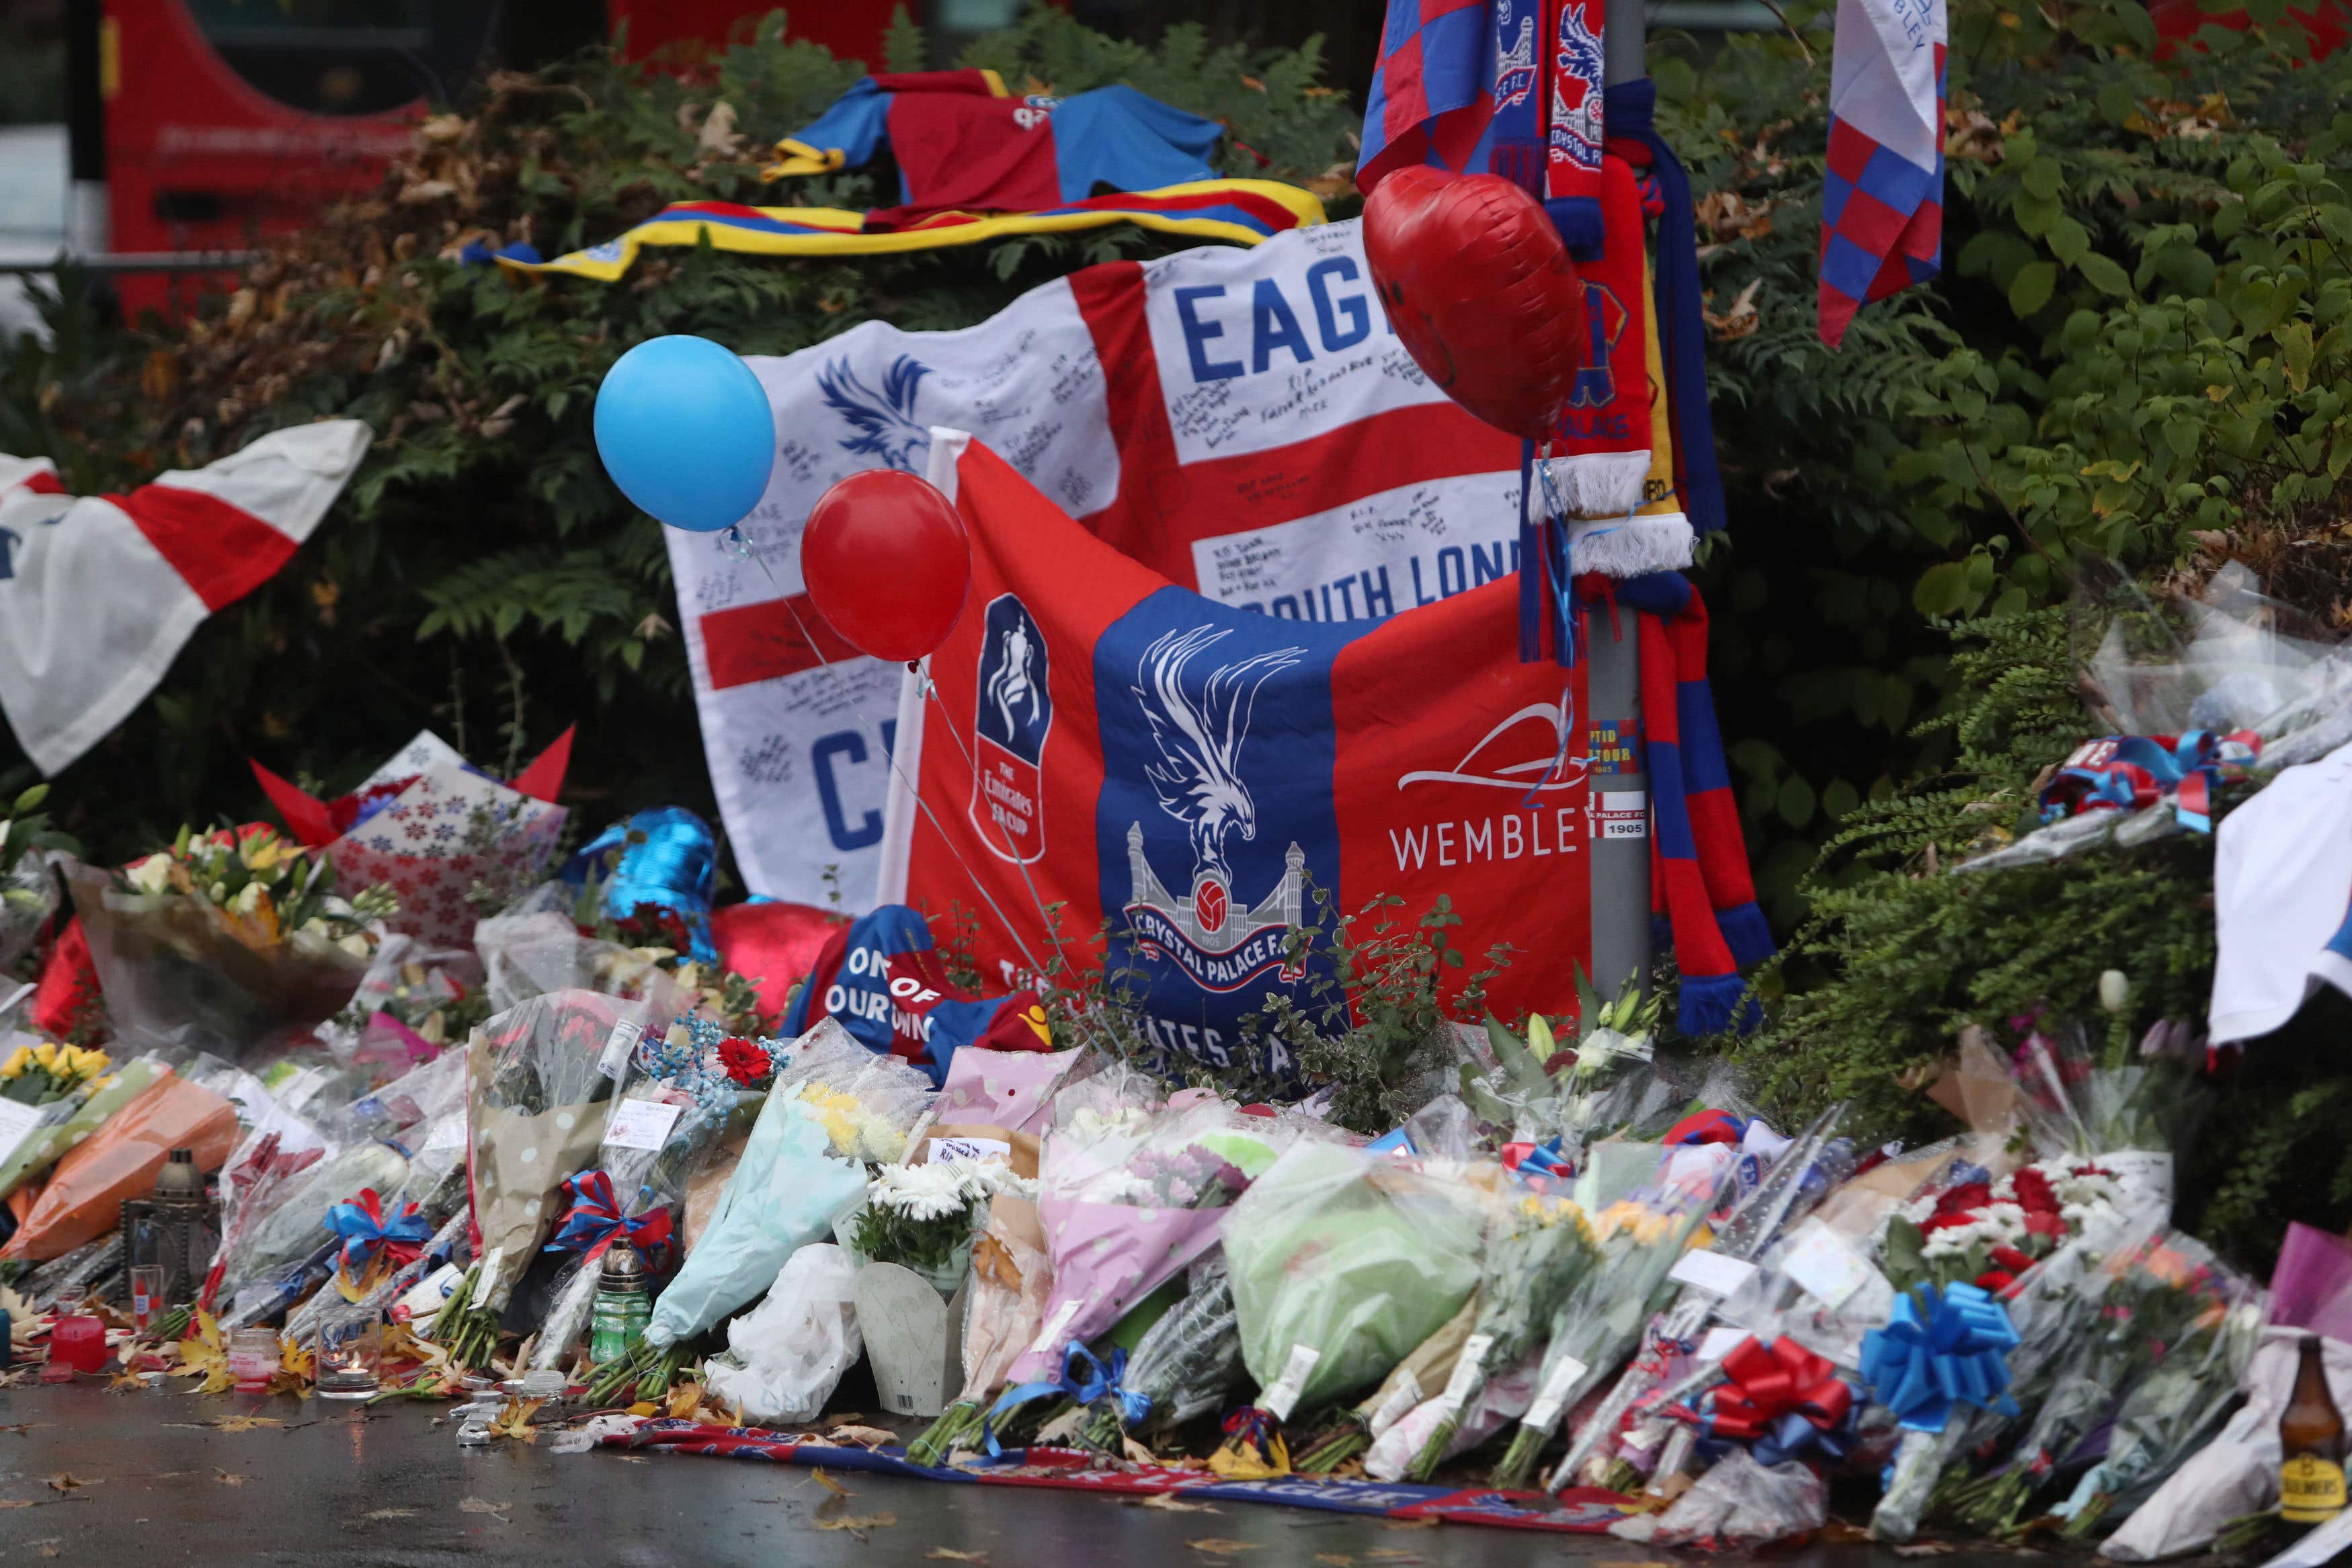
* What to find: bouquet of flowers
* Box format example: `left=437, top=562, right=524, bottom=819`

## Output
left=1211, top=1140, right=1488, bottom=1477
left=1291, top=1296, right=1484, bottom=1473
left=1944, top=1231, right=2261, bottom=1532
left=462, top=989, right=645, bottom=1321
left=2054, top=1268, right=2263, bottom=1537
left=69, top=827, right=397, bottom=1057
left=911, top=1073, right=1285, bottom=1460
left=628, top=1018, right=932, bottom=1360
left=908, top=1188, right=1054, bottom=1465
left=0, top=782, right=71, bottom=975
left=1400, top=1191, right=1599, bottom=1479
left=1488, top=1183, right=1718, bottom=1490
left=1459, top=976, right=1669, bottom=1165
left=852, top=1158, right=1032, bottom=1297
left=0, top=1053, right=167, bottom=1199
left=1869, top=1020, right=2195, bottom=1541
left=315, top=934, right=488, bottom=1082
left=524, top=1016, right=742, bottom=1373
left=475, top=880, right=770, bottom=1038
left=0, top=1065, right=240, bottom=1261
left=214, top=1136, right=413, bottom=1324
left=1074, top=1257, right=1244, bottom=1455
left=0, top=1039, right=108, bottom=1105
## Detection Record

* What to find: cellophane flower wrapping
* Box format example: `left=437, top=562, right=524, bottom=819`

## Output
left=1629, top=1449, right=1828, bottom=1550
left=528, top=1018, right=740, bottom=1371
left=1947, top=1229, right=2262, bottom=1531
left=1367, top=1342, right=1543, bottom=1481
left=1391, top=1190, right=1600, bottom=1479
left=1494, top=1184, right=1717, bottom=1491
left=1002, top=1075, right=1291, bottom=1391
left=66, top=850, right=382, bottom=1061
left=2052, top=1258, right=2265, bottom=1534
left=0, top=849, right=55, bottom=974
left=475, top=884, right=696, bottom=1018
left=0, top=1054, right=167, bottom=1200
left=1080, top=1254, right=1243, bottom=1451
left=0, top=1067, right=239, bottom=1260
left=643, top=1018, right=932, bottom=1348
left=466, top=989, right=647, bottom=1311
left=955, top=1192, right=1053, bottom=1410
left=315, top=933, right=487, bottom=1084
left=1221, top=1140, right=1487, bottom=1419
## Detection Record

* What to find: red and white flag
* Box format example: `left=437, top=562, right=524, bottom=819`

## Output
left=0, top=420, right=371, bottom=774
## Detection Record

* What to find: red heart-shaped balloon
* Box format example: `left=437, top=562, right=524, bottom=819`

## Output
left=1363, top=167, right=1589, bottom=442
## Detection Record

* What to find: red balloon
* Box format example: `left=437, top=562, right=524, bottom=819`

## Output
left=1362, top=167, right=1589, bottom=442
left=802, top=469, right=972, bottom=662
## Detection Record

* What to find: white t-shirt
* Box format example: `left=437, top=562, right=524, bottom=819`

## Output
left=2209, top=739, right=2352, bottom=1042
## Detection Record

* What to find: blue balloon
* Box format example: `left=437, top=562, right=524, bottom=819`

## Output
left=594, top=335, right=776, bottom=532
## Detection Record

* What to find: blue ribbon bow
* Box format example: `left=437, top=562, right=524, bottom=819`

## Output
left=1858, top=1282, right=2021, bottom=1432
left=981, top=1341, right=1137, bottom=1456
left=323, top=1188, right=434, bottom=1272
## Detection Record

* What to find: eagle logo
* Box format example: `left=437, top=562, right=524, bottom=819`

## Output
left=1132, top=626, right=1303, bottom=895
left=1549, top=4, right=1606, bottom=169
left=816, top=354, right=932, bottom=472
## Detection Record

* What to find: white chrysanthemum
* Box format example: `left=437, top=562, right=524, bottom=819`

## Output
left=870, top=1161, right=977, bottom=1222
left=124, top=853, right=173, bottom=896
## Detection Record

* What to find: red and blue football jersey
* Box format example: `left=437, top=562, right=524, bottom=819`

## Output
left=771, top=69, right=1225, bottom=229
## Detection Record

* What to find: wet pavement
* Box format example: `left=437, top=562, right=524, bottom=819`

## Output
left=0, top=1383, right=2058, bottom=1567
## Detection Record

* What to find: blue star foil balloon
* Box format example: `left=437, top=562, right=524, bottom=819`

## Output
left=562, top=807, right=719, bottom=964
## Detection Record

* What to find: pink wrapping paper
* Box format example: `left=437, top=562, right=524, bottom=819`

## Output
left=1007, top=1196, right=1229, bottom=1385
left=936, top=1046, right=1086, bottom=1138
left=2270, top=1222, right=2352, bottom=1342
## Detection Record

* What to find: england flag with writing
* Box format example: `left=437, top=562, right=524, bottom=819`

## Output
left=0, top=420, right=371, bottom=775
left=1818, top=0, right=1947, bottom=347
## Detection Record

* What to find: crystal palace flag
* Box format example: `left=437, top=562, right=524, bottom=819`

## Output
left=1819, top=0, right=1947, bottom=347
left=1359, top=0, right=1609, bottom=253
left=0, top=421, right=370, bottom=775
left=877, top=431, right=1595, bottom=1080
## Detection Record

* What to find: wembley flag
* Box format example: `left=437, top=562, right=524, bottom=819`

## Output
left=672, top=220, right=1586, bottom=908
left=0, top=421, right=371, bottom=775
left=875, top=432, right=1595, bottom=1081
left=1818, top=0, right=1947, bottom=347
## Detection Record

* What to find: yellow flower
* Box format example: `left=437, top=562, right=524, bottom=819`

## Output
left=0, top=1045, right=30, bottom=1078
left=32, top=1042, right=58, bottom=1073
left=239, top=831, right=284, bottom=873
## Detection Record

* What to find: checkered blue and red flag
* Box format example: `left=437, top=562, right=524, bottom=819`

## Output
left=1359, top=0, right=1607, bottom=253
left=1818, top=0, right=1949, bottom=347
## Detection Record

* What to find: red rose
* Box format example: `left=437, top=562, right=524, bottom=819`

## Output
left=1920, top=1211, right=1977, bottom=1235
left=1974, top=1269, right=2017, bottom=1293
left=2009, top=1169, right=2057, bottom=1212
left=1935, top=1182, right=1993, bottom=1216
left=717, top=1036, right=771, bottom=1087
left=2023, top=1210, right=2065, bottom=1239
left=1989, top=1245, right=2035, bottom=1273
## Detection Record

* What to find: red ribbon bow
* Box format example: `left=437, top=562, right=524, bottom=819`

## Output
left=1708, top=1335, right=1855, bottom=1442
left=544, top=1169, right=674, bottom=1266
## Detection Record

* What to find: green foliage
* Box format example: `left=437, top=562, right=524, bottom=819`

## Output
left=1662, top=0, right=2352, bottom=920
left=0, top=11, right=1355, bottom=868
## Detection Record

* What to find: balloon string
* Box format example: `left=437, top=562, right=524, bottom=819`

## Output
left=917, top=684, right=1073, bottom=979
left=1527, top=455, right=1591, bottom=798
left=720, top=525, right=1050, bottom=981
